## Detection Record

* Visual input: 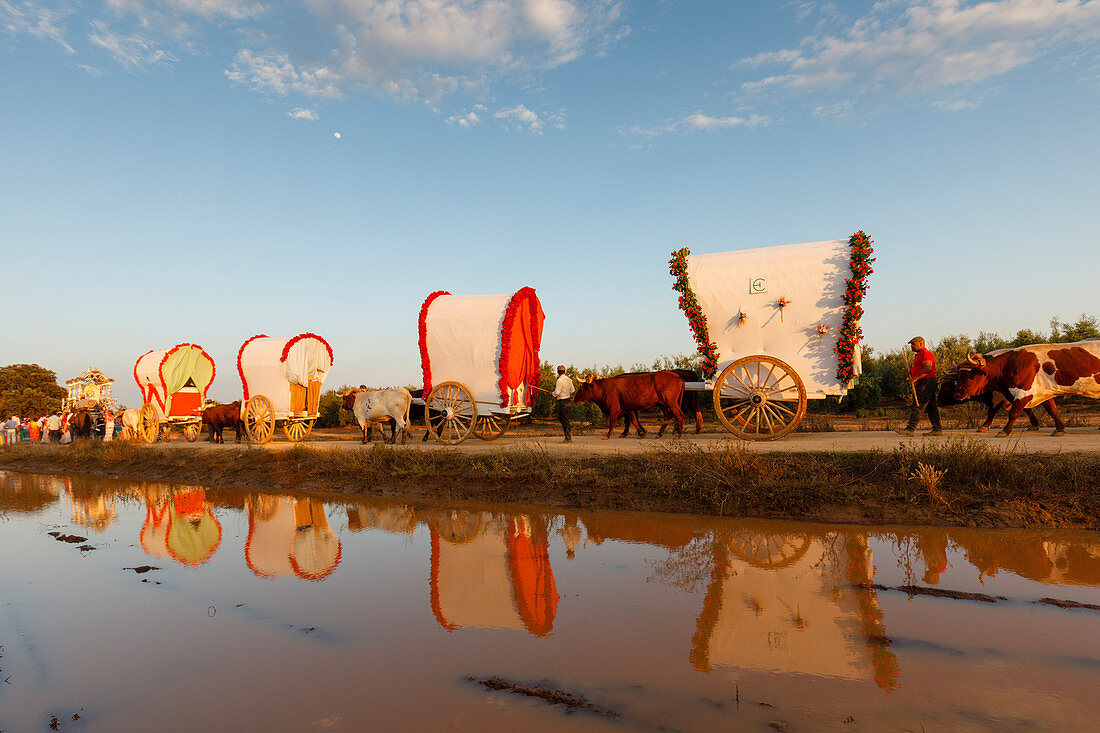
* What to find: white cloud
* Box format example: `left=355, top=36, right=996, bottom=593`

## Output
left=225, top=48, right=341, bottom=98
left=0, top=0, right=74, bottom=53
left=493, top=102, right=563, bottom=132
left=736, top=0, right=1100, bottom=113
left=628, top=112, right=770, bottom=138
left=447, top=109, right=483, bottom=128
left=105, top=0, right=266, bottom=22
left=88, top=20, right=178, bottom=70
left=287, top=106, right=318, bottom=120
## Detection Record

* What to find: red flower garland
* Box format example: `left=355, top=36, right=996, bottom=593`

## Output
left=497, top=287, right=543, bottom=408
left=236, top=334, right=268, bottom=402
left=280, top=332, right=334, bottom=366
left=418, top=291, right=450, bottom=395
left=835, top=231, right=875, bottom=383
left=134, top=349, right=157, bottom=406
left=669, top=247, right=720, bottom=379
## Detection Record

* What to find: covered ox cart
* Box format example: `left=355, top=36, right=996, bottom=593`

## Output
left=133, top=343, right=216, bottom=443
left=237, top=333, right=334, bottom=443
left=670, top=233, right=873, bottom=440
left=418, top=287, right=545, bottom=444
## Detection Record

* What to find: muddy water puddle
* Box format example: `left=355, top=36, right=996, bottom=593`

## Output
left=2, top=470, right=1099, bottom=731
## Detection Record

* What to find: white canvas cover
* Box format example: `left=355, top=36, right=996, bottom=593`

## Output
left=431, top=521, right=524, bottom=631
left=245, top=496, right=340, bottom=581
left=687, top=240, right=860, bottom=397
left=699, top=536, right=874, bottom=681
left=134, top=344, right=215, bottom=418
left=237, top=334, right=333, bottom=416
left=423, top=294, right=511, bottom=406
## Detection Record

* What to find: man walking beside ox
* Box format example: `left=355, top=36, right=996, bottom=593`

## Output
left=896, top=336, right=943, bottom=437
left=552, top=365, right=575, bottom=443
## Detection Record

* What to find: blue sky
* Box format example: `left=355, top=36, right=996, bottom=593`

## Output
left=2, top=0, right=1098, bottom=406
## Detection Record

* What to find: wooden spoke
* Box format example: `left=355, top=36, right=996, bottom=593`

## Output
left=244, top=395, right=275, bottom=444
left=473, top=413, right=510, bottom=441
left=726, top=531, right=813, bottom=570
left=283, top=419, right=314, bottom=443
left=425, top=381, right=477, bottom=444
left=138, top=403, right=160, bottom=444
left=713, top=356, right=807, bottom=441
left=182, top=422, right=202, bottom=442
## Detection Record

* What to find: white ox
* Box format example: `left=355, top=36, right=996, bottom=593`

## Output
left=345, top=388, right=413, bottom=444
left=119, top=408, right=141, bottom=440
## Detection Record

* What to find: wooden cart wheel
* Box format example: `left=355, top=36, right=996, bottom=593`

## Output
left=283, top=419, right=315, bottom=443
left=182, top=422, right=202, bottom=442
left=725, top=530, right=813, bottom=570
left=425, top=381, right=477, bottom=445
left=472, top=413, right=510, bottom=441
left=243, top=395, right=276, bottom=444
left=138, top=403, right=160, bottom=444
left=713, top=355, right=807, bottom=441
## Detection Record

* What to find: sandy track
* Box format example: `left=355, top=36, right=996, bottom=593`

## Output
left=166, top=427, right=1100, bottom=455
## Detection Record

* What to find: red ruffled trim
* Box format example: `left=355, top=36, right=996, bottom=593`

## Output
left=280, top=332, right=334, bottom=366
left=236, top=334, right=268, bottom=402
left=134, top=349, right=157, bottom=407
left=497, top=287, right=543, bottom=408
left=289, top=537, right=342, bottom=582
left=429, top=529, right=461, bottom=632
left=419, top=291, right=450, bottom=395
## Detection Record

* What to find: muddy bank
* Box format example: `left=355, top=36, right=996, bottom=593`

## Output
left=2, top=440, right=1099, bottom=528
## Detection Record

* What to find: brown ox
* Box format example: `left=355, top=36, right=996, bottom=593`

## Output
left=202, top=401, right=244, bottom=443
left=69, top=410, right=94, bottom=440
left=950, top=341, right=1100, bottom=436
left=624, top=369, right=704, bottom=437
left=937, top=367, right=1044, bottom=433
left=574, top=370, right=685, bottom=439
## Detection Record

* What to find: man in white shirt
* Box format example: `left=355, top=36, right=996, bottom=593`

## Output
left=551, top=365, right=575, bottom=443
left=46, top=413, right=63, bottom=443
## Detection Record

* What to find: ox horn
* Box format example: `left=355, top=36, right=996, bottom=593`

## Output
left=966, top=353, right=979, bottom=365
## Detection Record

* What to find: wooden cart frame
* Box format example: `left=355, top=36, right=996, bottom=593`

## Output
left=133, top=343, right=216, bottom=444
left=237, top=333, right=333, bottom=444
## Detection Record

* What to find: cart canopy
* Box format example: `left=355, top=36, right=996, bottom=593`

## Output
left=419, top=287, right=545, bottom=408
left=244, top=496, right=341, bottom=581
left=237, top=333, right=334, bottom=415
left=429, top=515, right=557, bottom=636
left=134, top=343, right=216, bottom=418
left=686, top=240, right=860, bottom=397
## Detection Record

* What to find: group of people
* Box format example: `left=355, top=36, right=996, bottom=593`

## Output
left=0, top=411, right=119, bottom=445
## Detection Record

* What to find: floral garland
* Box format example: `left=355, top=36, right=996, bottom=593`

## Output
left=669, top=247, right=720, bottom=379
left=280, top=332, right=334, bottom=366
left=418, top=291, right=451, bottom=395
left=497, top=287, right=543, bottom=408
left=835, top=231, right=875, bottom=384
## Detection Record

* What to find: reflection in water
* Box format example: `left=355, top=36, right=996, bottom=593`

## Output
left=141, top=488, right=222, bottom=565
left=3, top=469, right=1100, bottom=730
left=687, top=529, right=899, bottom=691
left=245, top=495, right=342, bottom=581
left=426, top=511, right=558, bottom=636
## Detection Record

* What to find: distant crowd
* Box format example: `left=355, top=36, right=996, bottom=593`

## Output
left=1, top=411, right=120, bottom=445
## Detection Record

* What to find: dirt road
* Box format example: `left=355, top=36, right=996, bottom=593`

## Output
left=177, top=426, right=1100, bottom=455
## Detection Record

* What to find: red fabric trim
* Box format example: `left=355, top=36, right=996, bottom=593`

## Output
left=236, top=334, right=268, bottom=403
left=289, top=537, right=342, bottom=582
left=429, top=529, right=460, bottom=632
left=280, top=332, right=334, bottom=367
left=497, top=287, right=544, bottom=408
left=419, top=291, right=450, bottom=395
left=505, top=518, right=556, bottom=637
left=244, top=506, right=276, bottom=580
left=133, top=350, right=157, bottom=408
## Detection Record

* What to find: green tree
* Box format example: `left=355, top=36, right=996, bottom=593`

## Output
left=1049, top=314, right=1100, bottom=343
left=0, top=364, right=66, bottom=418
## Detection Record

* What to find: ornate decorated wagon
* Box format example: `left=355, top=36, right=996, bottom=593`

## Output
left=237, top=333, right=334, bottom=444
left=418, top=287, right=545, bottom=444
left=669, top=232, right=874, bottom=440
left=133, top=343, right=216, bottom=443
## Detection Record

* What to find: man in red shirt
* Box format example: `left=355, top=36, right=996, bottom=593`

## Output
left=896, top=336, right=943, bottom=436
